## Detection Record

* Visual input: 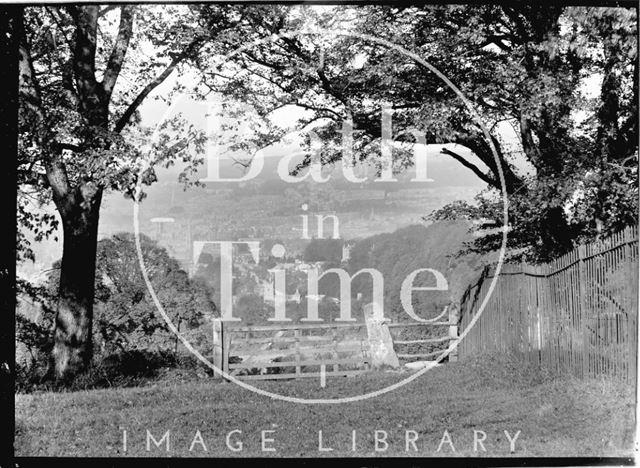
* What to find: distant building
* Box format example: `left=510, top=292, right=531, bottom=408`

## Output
left=341, top=242, right=352, bottom=263
left=263, top=282, right=301, bottom=304
left=306, top=293, right=326, bottom=302
left=294, top=259, right=313, bottom=271
left=288, top=288, right=301, bottom=304
left=262, top=280, right=274, bottom=303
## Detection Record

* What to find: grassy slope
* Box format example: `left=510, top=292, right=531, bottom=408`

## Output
left=15, top=355, right=635, bottom=458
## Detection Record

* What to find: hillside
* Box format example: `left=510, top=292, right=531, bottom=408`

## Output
left=344, top=221, right=486, bottom=322
left=199, top=220, right=490, bottom=326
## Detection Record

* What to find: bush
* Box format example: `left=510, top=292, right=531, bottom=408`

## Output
left=15, top=233, right=218, bottom=393
left=15, top=348, right=215, bottom=393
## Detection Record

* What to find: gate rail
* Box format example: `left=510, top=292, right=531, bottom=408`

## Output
left=388, top=306, right=459, bottom=361
left=212, top=321, right=370, bottom=381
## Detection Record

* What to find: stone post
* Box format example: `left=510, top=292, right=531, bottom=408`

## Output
left=363, top=302, right=400, bottom=369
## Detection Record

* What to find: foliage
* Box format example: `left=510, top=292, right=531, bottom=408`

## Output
left=16, top=348, right=213, bottom=393
left=194, top=5, right=637, bottom=262
left=15, top=277, right=58, bottom=380
left=423, top=6, right=639, bottom=262
left=17, top=5, right=247, bottom=253
left=92, top=233, right=215, bottom=354
left=327, top=221, right=483, bottom=321
left=303, top=238, right=343, bottom=262
left=17, top=4, right=262, bottom=376
left=233, top=293, right=274, bottom=325
left=15, top=233, right=216, bottom=385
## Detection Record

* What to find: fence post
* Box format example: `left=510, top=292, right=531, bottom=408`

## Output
left=448, top=303, right=459, bottom=362
left=222, top=323, right=231, bottom=381
left=625, top=227, right=638, bottom=385
left=294, top=328, right=301, bottom=376
left=519, top=262, right=527, bottom=362
left=578, top=244, right=588, bottom=379
left=212, top=318, right=223, bottom=379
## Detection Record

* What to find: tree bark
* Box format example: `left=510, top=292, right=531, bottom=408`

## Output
left=52, top=185, right=103, bottom=380
left=47, top=5, right=113, bottom=380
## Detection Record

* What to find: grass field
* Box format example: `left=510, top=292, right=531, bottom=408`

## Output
left=15, top=354, right=636, bottom=458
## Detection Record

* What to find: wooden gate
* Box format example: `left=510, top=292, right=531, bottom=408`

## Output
left=213, top=321, right=370, bottom=381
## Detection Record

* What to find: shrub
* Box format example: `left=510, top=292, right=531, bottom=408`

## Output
left=15, top=347, right=223, bottom=393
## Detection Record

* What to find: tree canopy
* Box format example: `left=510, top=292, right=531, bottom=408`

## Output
left=195, top=5, right=638, bottom=262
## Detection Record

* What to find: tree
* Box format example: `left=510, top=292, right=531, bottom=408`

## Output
left=16, top=233, right=215, bottom=372
left=197, top=5, right=527, bottom=192
left=303, top=238, right=343, bottom=262
left=93, top=233, right=215, bottom=355
left=427, top=6, right=638, bottom=261
left=198, top=5, right=637, bottom=262
left=17, top=5, right=251, bottom=379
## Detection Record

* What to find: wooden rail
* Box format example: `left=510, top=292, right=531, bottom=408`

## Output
left=387, top=321, right=451, bottom=328
left=227, top=322, right=366, bottom=332
left=213, top=321, right=370, bottom=381
left=394, top=336, right=452, bottom=345
left=212, top=309, right=463, bottom=379
left=388, top=307, right=459, bottom=362
left=239, top=370, right=365, bottom=381
left=229, top=357, right=365, bottom=370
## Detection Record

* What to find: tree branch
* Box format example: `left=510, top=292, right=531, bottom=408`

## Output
left=19, top=31, right=72, bottom=210
left=67, top=5, right=100, bottom=110
left=114, top=38, right=201, bottom=133
left=52, top=142, right=83, bottom=153
left=102, top=6, right=134, bottom=99
left=440, top=147, right=496, bottom=186
left=18, top=39, right=46, bottom=129
left=242, top=50, right=286, bottom=71
left=477, top=34, right=513, bottom=51
left=519, top=112, right=540, bottom=162
left=452, top=133, right=524, bottom=194
left=98, top=5, right=119, bottom=18
left=279, top=36, right=349, bottom=108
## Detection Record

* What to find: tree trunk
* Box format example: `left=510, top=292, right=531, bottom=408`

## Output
left=52, top=187, right=103, bottom=380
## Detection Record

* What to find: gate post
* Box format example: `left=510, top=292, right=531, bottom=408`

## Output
left=213, top=319, right=231, bottom=381
left=364, top=302, right=400, bottom=369
left=212, top=318, right=223, bottom=379
left=448, top=304, right=459, bottom=362
left=222, top=325, right=231, bottom=381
